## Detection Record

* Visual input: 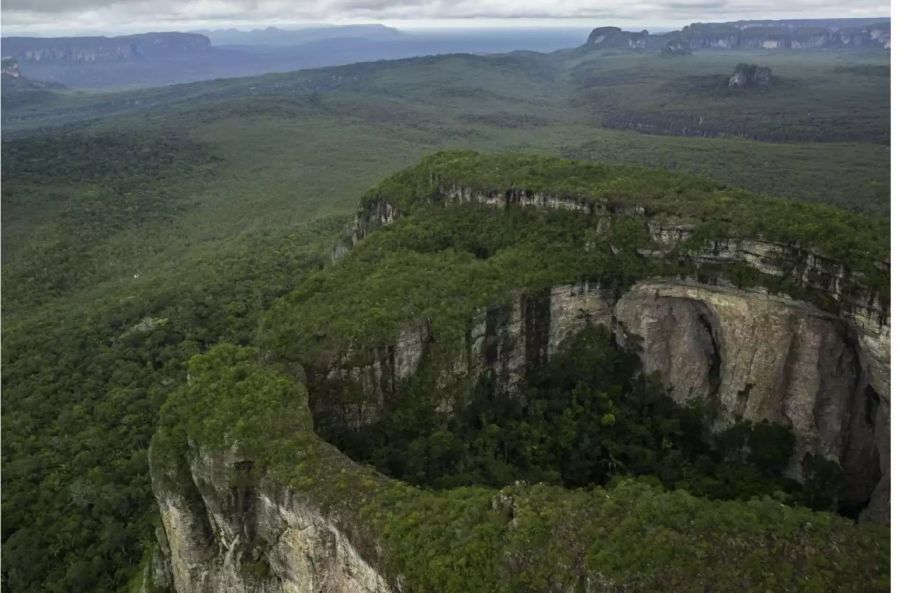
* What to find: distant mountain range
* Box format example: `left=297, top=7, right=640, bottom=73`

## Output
left=1, top=32, right=211, bottom=63
left=194, top=24, right=407, bottom=47
left=584, top=19, right=890, bottom=52
left=0, top=18, right=889, bottom=90
left=0, top=27, right=590, bottom=88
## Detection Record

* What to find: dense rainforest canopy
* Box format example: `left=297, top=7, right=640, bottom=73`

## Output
left=1, top=42, right=890, bottom=593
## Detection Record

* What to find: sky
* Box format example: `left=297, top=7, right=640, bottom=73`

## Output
left=1, top=0, right=890, bottom=36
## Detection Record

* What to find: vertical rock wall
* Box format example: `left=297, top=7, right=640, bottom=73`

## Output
left=151, top=447, right=394, bottom=593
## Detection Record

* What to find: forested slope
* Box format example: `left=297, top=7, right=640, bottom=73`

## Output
left=1, top=42, right=890, bottom=592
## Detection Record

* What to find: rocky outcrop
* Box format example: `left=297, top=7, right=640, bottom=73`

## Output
left=313, top=277, right=888, bottom=518
left=661, top=39, right=692, bottom=56
left=0, top=56, right=66, bottom=96
left=615, top=282, right=883, bottom=498
left=349, top=185, right=887, bottom=323
left=324, top=186, right=890, bottom=521
left=317, top=324, right=429, bottom=427
left=332, top=199, right=401, bottom=261
left=586, top=27, right=650, bottom=49
left=1, top=58, right=20, bottom=78
left=150, top=445, right=393, bottom=593
left=728, top=63, right=772, bottom=87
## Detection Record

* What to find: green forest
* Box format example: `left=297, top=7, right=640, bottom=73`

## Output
left=327, top=324, right=842, bottom=510
left=1, top=43, right=891, bottom=593
left=150, top=343, right=889, bottom=593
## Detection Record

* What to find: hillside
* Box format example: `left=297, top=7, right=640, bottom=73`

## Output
left=2, top=47, right=889, bottom=211
left=0, top=41, right=891, bottom=593
left=140, top=152, right=891, bottom=591
left=0, top=27, right=587, bottom=89
left=145, top=343, right=889, bottom=593
left=2, top=18, right=888, bottom=90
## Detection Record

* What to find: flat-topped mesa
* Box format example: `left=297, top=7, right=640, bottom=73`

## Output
left=338, top=181, right=889, bottom=327
left=147, top=346, right=889, bottom=593
left=586, top=26, right=651, bottom=49
left=319, top=154, right=890, bottom=522
left=582, top=20, right=890, bottom=51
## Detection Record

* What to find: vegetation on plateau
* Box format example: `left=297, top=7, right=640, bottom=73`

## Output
left=152, top=344, right=890, bottom=593
left=268, top=151, right=888, bottom=364
left=1, top=43, right=890, bottom=593
left=327, top=325, right=843, bottom=512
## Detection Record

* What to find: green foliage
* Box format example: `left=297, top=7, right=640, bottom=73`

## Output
left=268, top=151, right=886, bottom=367
left=1, top=129, right=337, bottom=593
left=376, top=151, right=889, bottom=296
left=574, top=50, right=889, bottom=145
left=3, top=49, right=890, bottom=215
left=323, top=326, right=812, bottom=506
left=1, top=45, right=890, bottom=593
left=369, top=478, right=889, bottom=593
left=802, top=453, right=845, bottom=512
left=1, top=246, right=327, bottom=593
left=368, top=151, right=888, bottom=270
left=152, top=347, right=890, bottom=593
left=266, top=202, right=668, bottom=360
left=2, top=131, right=217, bottom=314
left=153, top=344, right=312, bottom=459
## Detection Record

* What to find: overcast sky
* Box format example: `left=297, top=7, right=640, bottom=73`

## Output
left=1, top=0, right=890, bottom=36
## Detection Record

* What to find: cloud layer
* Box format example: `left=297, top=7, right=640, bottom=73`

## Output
left=1, top=0, right=890, bottom=35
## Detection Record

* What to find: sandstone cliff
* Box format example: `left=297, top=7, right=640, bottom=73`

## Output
left=144, top=344, right=889, bottom=593
left=150, top=447, right=392, bottom=593
left=145, top=154, right=890, bottom=593
left=1, top=33, right=211, bottom=64
left=322, top=182, right=890, bottom=522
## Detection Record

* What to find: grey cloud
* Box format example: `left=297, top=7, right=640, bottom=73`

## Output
left=662, top=0, right=728, bottom=9
left=4, top=0, right=134, bottom=12
left=1, top=0, right=890, bottom=33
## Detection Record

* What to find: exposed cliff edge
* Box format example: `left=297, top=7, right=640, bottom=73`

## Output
left=152, top=448, right=392, bottom=593
left=145, top=345, right=889, bottom=593
left=145, top=153, right=890, bottom=592
left=324, top=154, right=889, bottom=522
left=146, top=346, right=398, bottom=593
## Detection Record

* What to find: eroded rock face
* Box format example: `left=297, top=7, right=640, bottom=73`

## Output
left=151, top=447, right=393, bottom=593
left=313, top=279, right=889, bottom=521
left=728, top=64, right=772, bottom=87
left=586, top=26, right=650, bottom=49
left=332, top=199, right=401, bottom=262
left=319, top=186, right=890, bottom=521
left=580, top=22, right=891, bottom=51
left=318, top=324, right=429, bottom=428
left=615, top=282, right=882, bottom=500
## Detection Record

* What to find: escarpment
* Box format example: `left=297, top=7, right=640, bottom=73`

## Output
left=147, top=346, right=889, bottom=593
left=147, top=345, right=399, bottom=593
left=151, top=447, right=393, bottom=593
left=148, top=154, right=890, bottom=593
left=317, top=153, right=889, bottom=522
left=580, top=21, right=891, bottom=51
left=1, top=32, right=211, bottom=64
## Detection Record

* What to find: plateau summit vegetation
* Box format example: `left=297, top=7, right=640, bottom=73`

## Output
left=0, top=21, right=891, bottom=593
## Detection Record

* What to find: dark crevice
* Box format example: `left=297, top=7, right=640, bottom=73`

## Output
left=864, top=384, right=880, bottom=426
left=524, top=289, right=551, bottom=369
left=696, top=309, right=722, bottom=401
